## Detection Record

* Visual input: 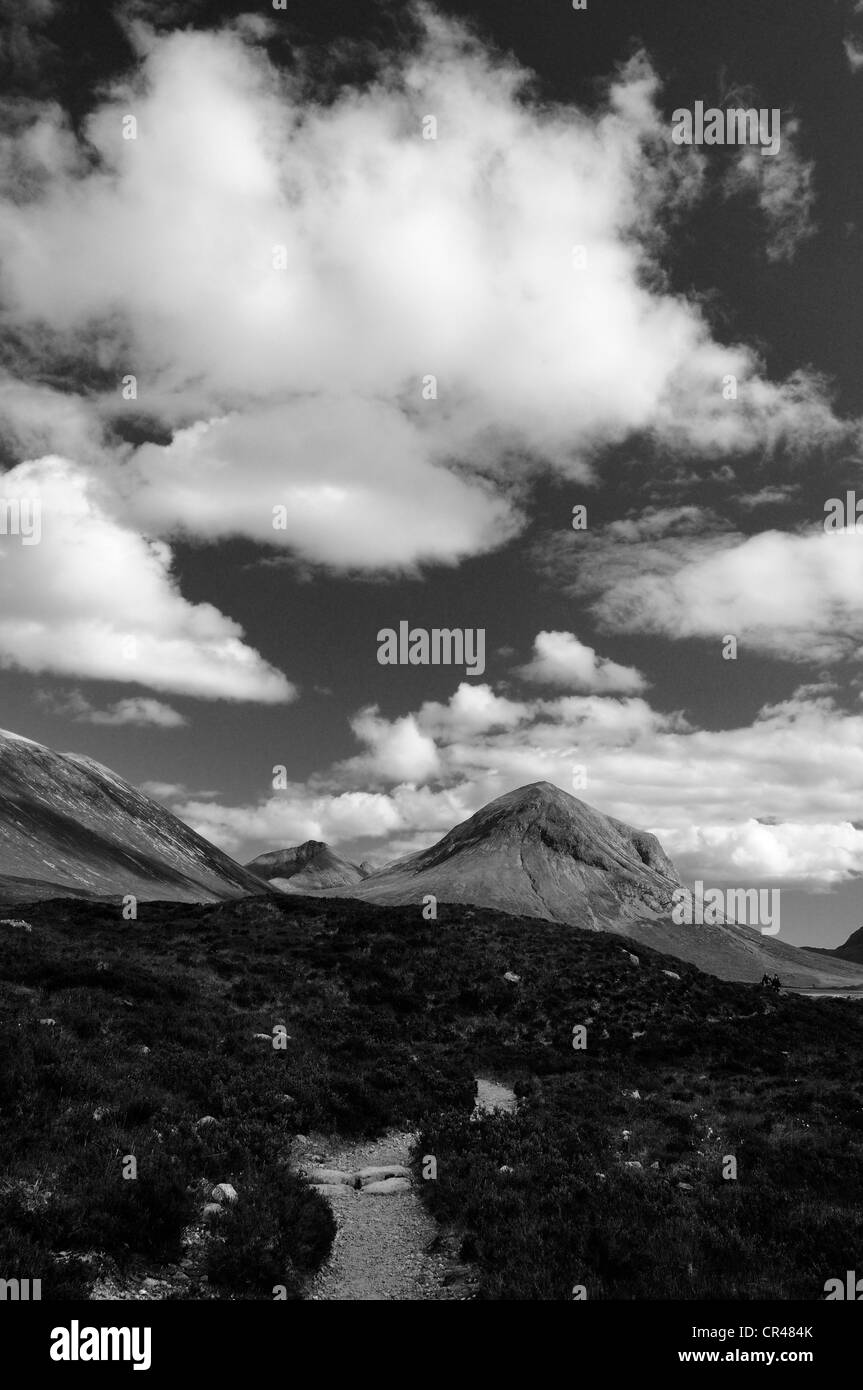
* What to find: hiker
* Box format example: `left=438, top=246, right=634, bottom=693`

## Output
left=760, top=973, right=771, bottom=988
left=772, top=975, right=781, bottom=992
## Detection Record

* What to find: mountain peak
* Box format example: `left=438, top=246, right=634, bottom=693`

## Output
left=335, top=779, right=681, bottom=927
left=245, top=839, right=365, bottom=890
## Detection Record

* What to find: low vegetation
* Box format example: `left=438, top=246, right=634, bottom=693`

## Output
left=1, top=894, right=862, bottom=1298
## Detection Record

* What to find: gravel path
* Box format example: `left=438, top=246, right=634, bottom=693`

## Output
left=298, top=1080, right=515, bottom=1300
left=296, top=1130, right=467, bottom=1301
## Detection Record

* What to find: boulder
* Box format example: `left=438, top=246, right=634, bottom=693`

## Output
left=305, top=1168, right=355, bottom=1186
left=503, top=971, right=521, bottom=983
left=195, top=1115, right=217, bottom=1127
left=38, top=1018, right=56, bottom=1026
left=202, top=1203, right=224, bottom=1222
left=362, top=1177, right=411, bottom=1195
left=662, top=970, right=681, bottom=980
left=211, top=1182, right=238, bottom=1205
left=355, top=1164, right=410, bottom=1183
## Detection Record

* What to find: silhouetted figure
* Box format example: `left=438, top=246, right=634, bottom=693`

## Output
left=761, top=973, right=770, bottom=988
left=771, top=974, right=781, bottom=992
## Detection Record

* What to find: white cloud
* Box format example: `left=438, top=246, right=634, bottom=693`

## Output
left=173, top=680, right=863, bottom=889
left=0, top=11, right=852, bottom=574
left=44, top=690, right=187, bottom=726
left=725, top=116, right=817, bottom=263
left=0, top=456, right=294, bottom=702
left=347, top=707, right=442, bottom=783
left=139, top=780, right=187, bottom=800
left=543, top=521, right=863, bottom=664
left=516, top=630, right=647, bottom=693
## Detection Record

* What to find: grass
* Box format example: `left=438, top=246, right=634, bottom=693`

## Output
left=1, top=893, right=863, bottom=1298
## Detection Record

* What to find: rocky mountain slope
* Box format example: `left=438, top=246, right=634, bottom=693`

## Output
left=245, top=839, right=368, bottom=891
left=325, top=782, right=863, bottom=986
left=0, top=728, right=269, bottom=902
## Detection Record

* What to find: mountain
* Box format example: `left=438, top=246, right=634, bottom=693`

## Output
left=342, top=782, right=681, bottom=923
left=0, top=728, right=270, bottom=903
left=324, top=781, right=863, bottom=986
left=245, top=839, right=367, bottom=891
left=807, top=925, right=863, bottom=964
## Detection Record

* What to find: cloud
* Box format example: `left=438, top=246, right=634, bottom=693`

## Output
left=139, top=780, right=187, bottom=800
left=845, top=1, right=863, bottom=71
left=0, top=456, right=294, bottom=701
left=126, top=400, right=520, bottom=571
left=0, top=9, right=853, bottom=575
left=725, top=116, right=817, bottom=263
left=173, top=680, right=863, bottom=888
left=516, top=631, right=648, bottom=693
left=42, top=689, right=187, bottom=726
left=539, top=519, right=863, bottom=664
left=347, top=707, right=442, bottom=783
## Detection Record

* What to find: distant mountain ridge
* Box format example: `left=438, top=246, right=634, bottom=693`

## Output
left=245, top=839, right=368, bottom=891
left=317, top=782, right=863, bottom=986
left=807, top=925, right=863, bottom=964
left=1, top=728, right=860, bottom=988
left=0, top=728, right=269, bottom=903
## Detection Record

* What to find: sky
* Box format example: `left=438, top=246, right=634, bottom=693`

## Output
left=1, top=0, right=863, bottom=945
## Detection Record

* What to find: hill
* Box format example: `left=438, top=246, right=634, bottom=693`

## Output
left=0, top=728, right=269, bottom=902
left=328, top=782, right=863, bottom=986
left=3, top=891, right=863, bottom=1299
left=245, top=840, right=367, bottom=891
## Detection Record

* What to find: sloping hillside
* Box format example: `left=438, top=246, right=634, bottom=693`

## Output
left=0, top=728, right=269, bottom=902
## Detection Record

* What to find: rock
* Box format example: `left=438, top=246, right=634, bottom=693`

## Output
left=136, top=1045, right=150, bottom=1055
left=211, top=1183, right=238, bottom=1205
left=662, top=970, right=681, bottom=980
left=623, top=1089, right=641, bottom=1099
left=503, top=971, right=520, bottom=983
left=623, top=952, right=640, bottom=966
left=195, top=1115, right=217, bottom=1127
left=632, top=1030, right=646, bottom=1039
left=305, top=1168, right=355, bottom=1186
left=650, top=1161, right=660, bottom=1170
left=624, top=1160, right=643, bottom=1170
left=252, top=1033, right=271, bottom=1041
left=38, top=1018, right=56, bottom=1026
left=202, top=1203, right=224, bottom=1222
left=677, top=1181, right=693, bottom=1191
left=362, top=1177, right=411, bottom=1195
left=142, top=1277, right=160, bottom=1291
left=355, top=1164, right=410, bottom=1183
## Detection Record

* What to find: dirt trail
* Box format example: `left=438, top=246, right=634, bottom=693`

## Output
left=299, top=1079, right=515, bottom=1300
left=301, top=1078, right=514, bottom=1295
left=297, top=1130, right=466, bottom=1301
